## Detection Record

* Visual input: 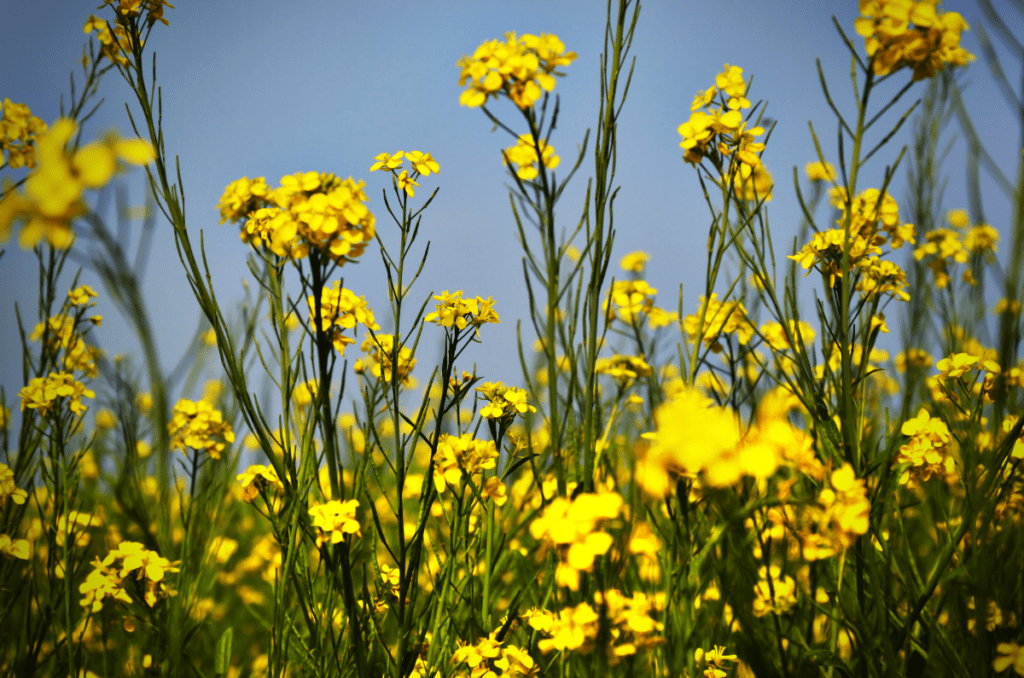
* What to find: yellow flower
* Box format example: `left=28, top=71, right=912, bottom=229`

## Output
left=503, top=134, right=560, bottom=181
left=216, top=176, right=271, bottom=224
left=369, top=150, right=404, bottom=172
left=855, top=0, right=974, bottom=80
left=397, top=170, right=418, bottom=197
left=1, top=119, right=154, bottom=249
left=529, top=490, right=622, bottom=590
left=0, top=98, right=48, bottom=169
left=993, top=641, right=1024, bottom=675
left=356, top=334, right=416, bottom=387
left=805, top=161, right=836, bottom=182
left=308, top=281, right=379, bottom=354
left=167, top=399, right=234, bottom=459
left=458, top=32, right=575, bottom=109
left=405, top=150, right=440, bottom=176
left=236, top=464, right=284, bottom=502
left=19, top=372, right=95, bottom=416
left=308, top=499, right=361, bottom=546
left=0, top=463, right=28, bottom=507
left=475, top=382, right=536, bottom=422
left=619, top=250, right=651, bottom=273
left=425, top=290, right=500, bottom=336
left=432, top=433, right=499, bottom=494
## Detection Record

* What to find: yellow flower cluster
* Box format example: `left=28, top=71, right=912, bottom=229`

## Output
left=620, top=250, right=651, bottom=273
left=805, top=161, right=836, bottom=183
left=476, top=381, right=536, bottom=423
left=526, top=589, right=664, bottom=660
left=432, top=433, right=502, bottom=499
left=695, top=645, right=738, bottom=678
left=796, top=464, right=871, bottom=560
left=0, top=119, right=154, bottom=249
left=897, top=409, right=951, bottom=485
left=218, top=171, right=375, bottom=263
left=80, top=541, right=180, bottom=611
left=450, top=631, right=536, bottom=677
left=457, top=32, right=576, bottom=109
left=425, top=290, right=500, bottom=336
left=789, top=187, right=914, bottom=298
left=0, top=463, right=29, bottom=560
left=503, top=134, right=560, bottom=181
left=751, top=565, right=797, bottom=617
left=83, top=15, right=134, bottom=67
left=307, top=281, right=379, bottom=354
left=0, top=99, right=47, bottom=169
left=167, top=399, right=235, bottom=459
left=100, top=0, right=175, bottom=27
left=760, top=319, right=816, bottom=352
left=603, top=280, right=676, bottom=328
left=19, top=372, right=95, bottom=417
left=679, top=65, right=771, bottom=200
left=595, top=354, right=652, bottom=383
left=236, top=464, right=284, bottom=503
left=529, top=490, right=622, bottom=590
left=639, top=386, right=793, bottom=494
left=355, top=334, right=416, bottom=386
left=30, top=287, right=104, bottom=378
left=684, top=293, right=756, bottom=352
left=370, top=150, right=440, bottom=197
left=308, top=499, right=361, bottom=547
left=994, top=641, right=1024, bottom=675
left=855, top=0, right=973, bottom=80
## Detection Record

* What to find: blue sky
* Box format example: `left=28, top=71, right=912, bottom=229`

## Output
left=1, top=1, right=1020, bottom=424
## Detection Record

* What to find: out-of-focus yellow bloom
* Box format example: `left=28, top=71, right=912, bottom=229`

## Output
left=855, top=0, right=973, bottom=80
left=503, top=134, right=560, bottom=181
left=805, top=161, right=836, bottom=182
left=684, top=293, right=755, bottom=352
left=752, top=565, right=797, bottom=617
left=529, top=490, right=622, bottom=591
left=620, top=250, right=651, bottom=273
left=0, top=463, right=29, bottom=507
left=1, top=119, right=154, bottom=249
left=355, top=334, right=416, bottom=387
left=476, top=381, right=536, bottom=422
left=167, top=399, right=234, bottom=459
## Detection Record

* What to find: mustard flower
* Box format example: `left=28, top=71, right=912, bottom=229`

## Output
left=603, top=279, right=674, bottom=327
left=216, top=176, right=271, bottom=224
left=0, top=463, right=28, bottom=507
left=760, top=319, right=815, bottom=351
left=405, top=150, right=440, bottom=176
left=697, top=645, right=738, bottom=678
left=993, top=642, right=1024, bottom=675
left=805, top=161, right=836, bottom=182
left=528, top=602, right=600, bottom=653
left=855, top=0, right=973, bottom=80
left=83, top=15, right=134, bottom=67
left=964, top=223, right=999, bottom=255
left=529, top=490, right=622, bottom=590
left=716, top=64, right=750, bottom=109
left=308, top=499, right=361, bottom=546
left=354, top=334, right=416, bottom=386
left=432, top=433, right=498, bottom=495
left=19, top=372, right=95, bottom=417
left=90, top=541, right=180, bottom=608
left=0, top=534, right=30, bottom=560
left=101, top=0, right=175, bottom=26
left=424, top=290, right=500, bottom=336
left=236, top=464, right=284, bottom=502
left=683, top=293, right=756, bottom=352
left=619, top=250, right=650, bottom=273
left=370, top=150, right=404, bottom=172
left=79, top=562, right=133, bottom=612
left=476, top=381, right=536, bottom=422
left=308, top=281, right=379, bottom=354
left=397, top=170, right=418, bottom=197
left=458, top=32, right=575, bottom=109
left=595, top=354, right=652, bottom=383
left=936, top=352, right=978, bottom=379
left=0, top=98, right=47, bottom=169
left=897, top=409, right=950, bottom=485
left=167, top=398, right=234, bottom=459
left=451, top=631, right=536, bottom=677
left=236, top=172, right=376, bottom=263
left=0, top=119, right=154, bottom=249
left=752, top=565, right=797, bottom=617
left=799, top=464, right=871, bottom=560
left=503, top=134, right=560, bottom=181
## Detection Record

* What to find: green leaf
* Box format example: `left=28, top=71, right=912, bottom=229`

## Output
left=214, top=627, right=233, bottom=678
left=804, top=649, right=854, bottom=678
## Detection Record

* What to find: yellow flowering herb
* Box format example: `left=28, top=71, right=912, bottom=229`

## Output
left=502, top=134, right=560, bottom=181
left=0, top=98, right=48, bottom=169
left=19, top=372, right=95, bottom=416
left=167, top=398, right=234, bottom=459
left=308, top=499, right=361, bottom=546
left=457, top=32, right=576, bottom=109
left=855, top=0, right=973, bottom=80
